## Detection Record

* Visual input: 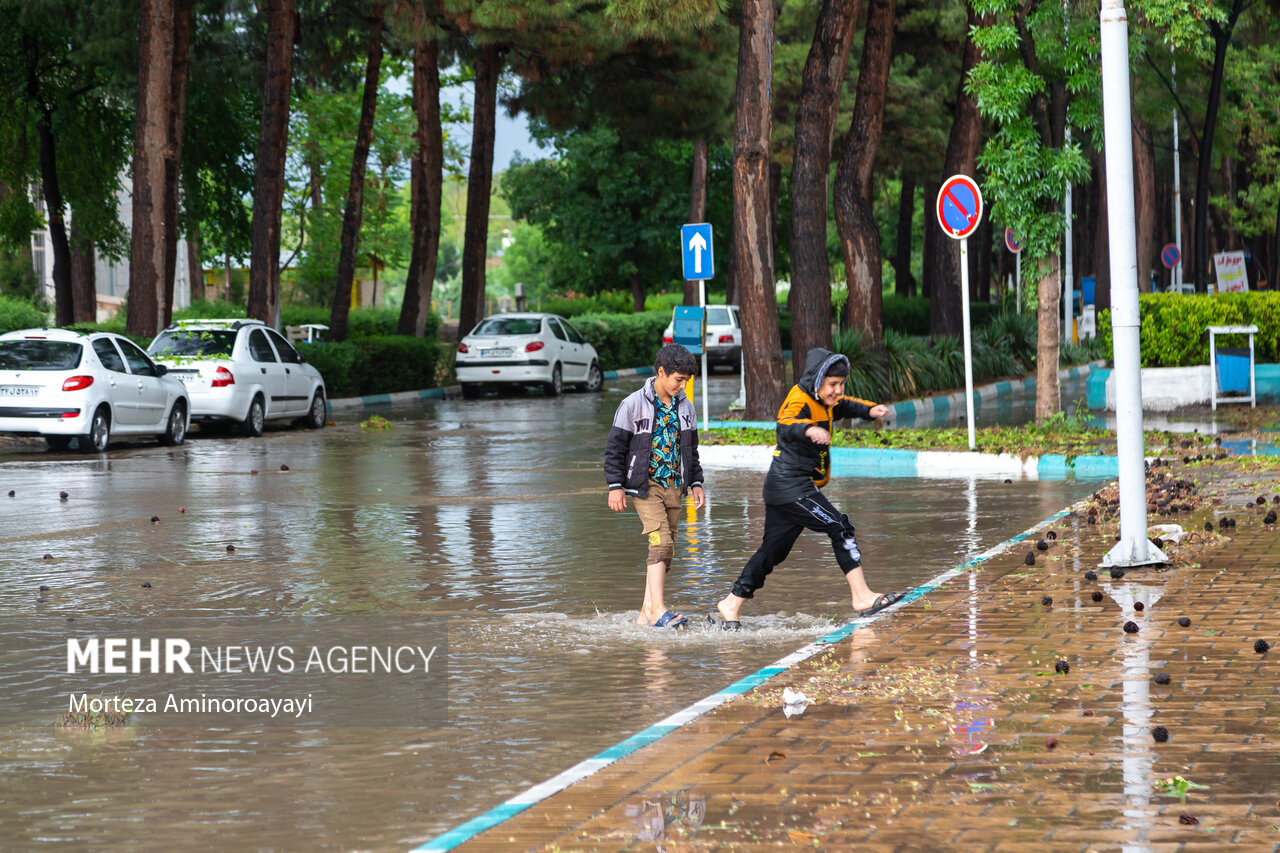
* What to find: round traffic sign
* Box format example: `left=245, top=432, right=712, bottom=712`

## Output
left=937, top=175, right=984, bottom=240
left=1161, top=243, right=1180, bottom=269
left=1004, top=228, right=1023, bottom=254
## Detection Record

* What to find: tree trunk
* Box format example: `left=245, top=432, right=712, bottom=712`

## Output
left=834, top=0, right=895, bottom=345
left=34, top=112, right=74, bottom=326
left=789, top=0, right=860, bottom=378
left=1193, top=2, right=1243, bottom=291
left=248, top=0, right=296, bottom=326
left=330, top=5, right=385, bottom=342
left=1133, top=119, right=1156, bottom=294
left=733, top=0, right=785, bottom=418
left=126, top=0, right=175, bottom=339
left=1034, top=253, right=1061, bottom=424
left=920, top=178, right=938, bottom=299
left=457, top=44, right=501, bottom=338
left=69, top=217, right=96, bottom=324
left=1093, top=152, right=1112, bottom=316
left=398, top=28, right=444, bottom=337
left=893, top=175, right=916, bottom=297
left=187, top=220, right=204, bottom=302
left=977, top=211, right=992, bottom=302
left=683, top=138, right=710, bottom=306
left=928, top=4, right=984, bottom=338
left=626, top=270, right=643, bottom=312
left=161, top=0, right=195, bottom=327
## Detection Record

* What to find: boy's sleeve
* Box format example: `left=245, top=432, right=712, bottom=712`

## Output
left=689, top=427, right=704, bottom=490
left=776, top=389, right=815, bottom=444
left=603, top=404, right=632, bottom=490
left=834, top=394, right=877, bottom=421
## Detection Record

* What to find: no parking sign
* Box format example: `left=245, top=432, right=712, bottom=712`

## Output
left=1161, top=243, right=1180, bottom=270
left=1004, top=228, right=1022, bottom=254
left=936, top=175, right=984, bottom=240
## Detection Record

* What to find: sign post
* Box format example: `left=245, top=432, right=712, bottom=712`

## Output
left=1005, top=228, right=1023, bottom=313
left=681, top=223, right=715, bottom=430
left=937, top=175, right=984, bottom=451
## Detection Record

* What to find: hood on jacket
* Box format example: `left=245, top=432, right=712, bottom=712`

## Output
left=798, top=348, right=850, bottom=399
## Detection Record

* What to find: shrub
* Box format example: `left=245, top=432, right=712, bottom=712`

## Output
left=537, top=290, right=633, bottom=317
left=830, top=329, right=888, bottom=401
left=1096, top=292, right=1279, bottom=367
left=572, top=310, right=671, bottom=372
left=297, top=336, right=441, bottom=398
left=882, top=295, right=1004, bottom=336
left=280, top=304, right=420, bottom=339
left=0, top=295, right=49, bottom=333
left=173, top=300, right=246, bottom=321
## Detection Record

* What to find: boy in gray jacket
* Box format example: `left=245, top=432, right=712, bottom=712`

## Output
left=604, top=344, right=705, bottom=628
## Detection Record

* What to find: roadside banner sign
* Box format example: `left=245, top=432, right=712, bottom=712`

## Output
left=1004, top=228, right=1022, bottom=254
left=1161, top=243, right=1180, bottom=270
left=1213, top=250, right=1249, bottom=293
left=936, top=175, right=983, bottom=240
left=680, top=223, right=714, bottom=281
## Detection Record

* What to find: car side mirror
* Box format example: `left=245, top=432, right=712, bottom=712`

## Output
left=297, top=354, right=306, bottom=364
left=155, top=364, right=168, bottom=377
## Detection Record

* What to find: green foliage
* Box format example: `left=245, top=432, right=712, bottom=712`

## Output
left=1097, top=292, right=1280, bottom=367
left=968, top=0, right=1100, bottom=265
left=502, top=124, right=731, bottom=299
left=281, top=304, right=411, bottom=338
left=0, top=252, right=40, bottom=301
left=536, top=291, right=633, bottom=317
left=830, top=329, right=889, bottom=401
left=297, top=336, right=442, bottom=398
left=173, top=300, right=247, bottom=321
left=571, top=310, right=670, bottom=372
left=0, top=294, right=48, bottom=333
left=881, top=295, right=1008, bottom=335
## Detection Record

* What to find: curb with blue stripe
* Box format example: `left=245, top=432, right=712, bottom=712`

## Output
left=410, top=501, right=1083, bottom=852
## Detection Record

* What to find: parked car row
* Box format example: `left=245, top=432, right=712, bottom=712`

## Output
left=0, top=319, right=326, bottom=453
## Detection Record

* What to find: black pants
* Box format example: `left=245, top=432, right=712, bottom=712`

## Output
left=730, top=490, right=862, bottom=599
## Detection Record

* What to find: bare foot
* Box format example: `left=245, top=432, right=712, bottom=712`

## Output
left=717, top=594, right=745, bottom=622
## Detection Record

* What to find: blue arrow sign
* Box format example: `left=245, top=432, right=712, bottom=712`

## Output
left=681, top=223, right=714, bottom=281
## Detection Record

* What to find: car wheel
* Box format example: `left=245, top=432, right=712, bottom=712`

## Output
left=45, top=435, right=73, bottom=451
left=302, top=391, right=326, bottom=429
left=460, top=383, right=482, bottom=400
left=543, top=364, right=563, bottom=397
left=239, top=395, right=265, bottom=437
left=160, top=403, right=187, bottom=446
left=79, top=407, right=110, bottom=453
left=579, top=361, right=604, bottom=393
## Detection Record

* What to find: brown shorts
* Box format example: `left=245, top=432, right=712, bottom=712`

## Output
left=633, top=481, right=684, bottom=565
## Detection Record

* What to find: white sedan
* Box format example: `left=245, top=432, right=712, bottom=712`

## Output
left=147, top=318, right=327, bottom=436
left=662, top=304, right=742, bottom=371
left=455, top=313, right=603, bottom=398
left=0, top=328, right=190, bottom=452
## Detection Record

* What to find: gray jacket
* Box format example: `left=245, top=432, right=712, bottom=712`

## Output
left=603, top=377, right=704, bottom=498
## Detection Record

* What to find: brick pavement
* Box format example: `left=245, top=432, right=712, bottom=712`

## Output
left=458, top=465, right=1280, bottom=852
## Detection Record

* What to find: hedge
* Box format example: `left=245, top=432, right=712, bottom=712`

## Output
left=571, top=310, right=671, bottom=372
left=0, top=296, right=49, bottom=333
left=881, top=295, right=1004, bottom=336
left=1097, top=292, right=1280, bottom=367
left=297, top=336, right=442, bottom=398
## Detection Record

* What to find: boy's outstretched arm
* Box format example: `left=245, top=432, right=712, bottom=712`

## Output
left=834, top=395, right=887, bottom=421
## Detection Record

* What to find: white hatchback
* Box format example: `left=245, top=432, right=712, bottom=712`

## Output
left=455, top=313, right=603, bottom=398
left=147, top=319, right=327, bottom=436
left=662, top=304, right=742, bottom=371
left=0, top=328, right=190, bottom=452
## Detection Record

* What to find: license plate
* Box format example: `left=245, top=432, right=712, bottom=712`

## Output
left=480, top=348, right=512, bottom=358
left=0, top=385, right=37, bottom=397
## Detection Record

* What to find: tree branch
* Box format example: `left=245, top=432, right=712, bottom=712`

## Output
left=1142, top=49, right=1201, bottom=154
left=1013, top=5, right=1054, bottom=146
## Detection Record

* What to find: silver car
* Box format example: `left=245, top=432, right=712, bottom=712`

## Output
left=0, top=328, right=190, bottom=452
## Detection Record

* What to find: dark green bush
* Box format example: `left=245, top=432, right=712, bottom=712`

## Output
left=280, top=304, right=418, bottom=339
left=297, top=336, right=441, bottom=398
left=1097, top=292, right=1280, bottom=367
left=0, top=295, right=49, bottom=333
left=572, top=310, right=671, bottom=372
left=881, top=295, right=1004, bottom=336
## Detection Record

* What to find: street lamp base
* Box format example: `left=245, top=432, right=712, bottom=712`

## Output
left=1100, top=538, right=1169, bottom=569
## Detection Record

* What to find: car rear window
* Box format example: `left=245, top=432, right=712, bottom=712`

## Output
left=707, top=307, right=731, bottom=325
left=149, top=329, right=238, bottom=357
left=0, top=340, right=83, bottom=370
left=471, top=318, right=542, bottom=336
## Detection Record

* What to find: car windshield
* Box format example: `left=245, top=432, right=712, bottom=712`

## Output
left=0, top=340, right=83, bottom=370
left=471, top=318, right=541, bottom=336
left=149, top=329, right=238, bottom=357
left=707, top=307, right=731, bottom=325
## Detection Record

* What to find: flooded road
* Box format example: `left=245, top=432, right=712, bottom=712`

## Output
left=0, top=376, right=1109, bottom=851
